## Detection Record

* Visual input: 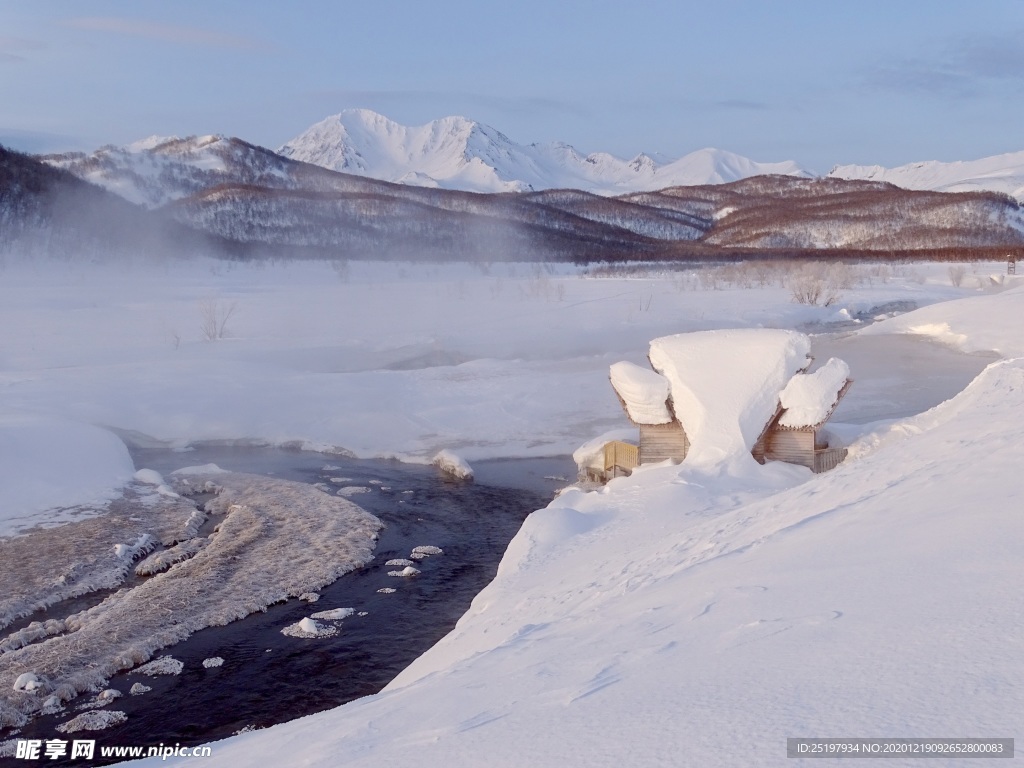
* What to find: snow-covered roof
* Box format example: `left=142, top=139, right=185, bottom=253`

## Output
left=647, top=329, right=812, bottom=465
left=778, top=357, right=851, bottom=429
left=609, top=361, right=673, bottom=425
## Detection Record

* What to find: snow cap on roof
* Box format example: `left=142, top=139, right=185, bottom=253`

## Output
left=609, top=361, right=673, bottom=425
left=778, top=357, right=851, bottom=428
left=648, top=329, right=812, bottom=466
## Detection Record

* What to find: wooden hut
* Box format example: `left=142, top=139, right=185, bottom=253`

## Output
left=607, top=361, right=689, bottom=473
left=586, top=332, right=852, bottom=482
left=754, top=358, right=852, bottom=473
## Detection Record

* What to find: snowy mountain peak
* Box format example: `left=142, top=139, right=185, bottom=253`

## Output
left=828, top=150, right=1024, bottom=200
left=278, top=109, right=812, bottom=194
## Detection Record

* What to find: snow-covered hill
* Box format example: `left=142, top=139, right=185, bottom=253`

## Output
left=278, top=109, right=812, bottom=194
left=829, top=150, right=1024, bottom=201
left=41, top=135, right=303, bottom=209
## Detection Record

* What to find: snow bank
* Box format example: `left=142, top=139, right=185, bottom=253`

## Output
left=142, top=357, right=1024, bottom=768
left=0, top=417, right=135, bottom=537
left=432, top=450, right=474, bottom=481
left=858, top=282, right=1024, bottom=356
left=778, top=357, right=850, bottom=428
left=133, top=469, right=165, bottom=486
left=608, top=361, right=672, bottom=424
left=648, top=329, right=811, bottom=465
left=202, top=657, right=224, bottom=669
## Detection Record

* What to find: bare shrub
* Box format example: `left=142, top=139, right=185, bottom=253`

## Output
left=697, top=267, right=721, bottom=290
left=199, top=299, right=237, bottom=341
left=787, top=261, right=844, bottom=306
left=948, top=264, right=967, bottom=287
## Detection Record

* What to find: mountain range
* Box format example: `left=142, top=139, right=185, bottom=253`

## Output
left=41, top=109, right=1024, bottom=203
left=7, top=110, right=1023, bottom=263
left=276, top=109, right=811, bottom=194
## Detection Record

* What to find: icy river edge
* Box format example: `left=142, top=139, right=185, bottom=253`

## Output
left=0, top=451, right=568, bottom=763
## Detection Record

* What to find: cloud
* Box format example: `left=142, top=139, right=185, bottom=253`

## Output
left=0, top=36, right=46, bottom=63
left=864, top=30, right=1024, bottom=98
left=61, top=17, right=273, bottom=52
left=864, top=66, right=979, bottom=99
left=956, top=34, right=1024, bottom=80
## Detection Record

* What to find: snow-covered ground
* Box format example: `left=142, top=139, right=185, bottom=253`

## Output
left=0, top=258, right=1011, bottom=531
left=110, top=264, right=1024, bottom=767
left=1, top=255, right=1021, bottom=765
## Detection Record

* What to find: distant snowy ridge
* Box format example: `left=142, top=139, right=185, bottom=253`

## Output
left=829, top=150, right=1024, bottom=201
left=41, top=135, right=298, bottom=209
left=278, top=109, right=811, bottom=194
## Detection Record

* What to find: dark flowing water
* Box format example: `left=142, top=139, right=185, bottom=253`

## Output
left=3, top=449, right=572, bottom=765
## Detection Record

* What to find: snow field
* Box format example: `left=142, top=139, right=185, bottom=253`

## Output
left=0, top=256, right=1019, bottom=764
left=140, top=354, right=1024, bottom=767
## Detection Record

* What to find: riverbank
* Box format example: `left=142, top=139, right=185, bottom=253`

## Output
left=0, top=452, right=569, bottom=765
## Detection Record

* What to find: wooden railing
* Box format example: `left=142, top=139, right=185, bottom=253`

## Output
left=604, top=441, right=639, bottom=477
left=813, top=446, right=848, bottom=474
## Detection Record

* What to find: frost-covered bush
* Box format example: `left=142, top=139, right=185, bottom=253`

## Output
left=949, top=264, right=967, bottom=287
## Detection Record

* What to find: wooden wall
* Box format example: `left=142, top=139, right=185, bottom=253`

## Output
left=640, top=422, right=689, bottom=464
left=765, top=428, right=815, bottom=469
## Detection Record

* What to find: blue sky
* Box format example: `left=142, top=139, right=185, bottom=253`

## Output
left=2, top=0, right=1023, bottom=171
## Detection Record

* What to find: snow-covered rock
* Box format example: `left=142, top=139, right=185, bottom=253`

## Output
left=12, top=673, right=40, bottom=693
left=310, top=608, right=355, bottom=621
left=411, top=545, right=443, bottom=556
left=134, top=657, right=183, bottom=676
left=56, top=710, right=127, bottom=733
left=281, top=617, right=338, bottom=639
left=387, top=566, right=420, bottom=578
left=432, top=450, right=474, bottom=481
